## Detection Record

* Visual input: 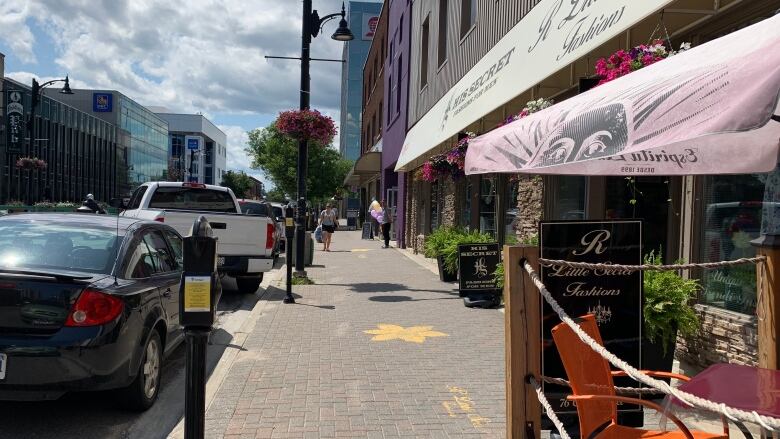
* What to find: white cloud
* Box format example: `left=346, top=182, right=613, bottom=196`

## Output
left=3, top=0, right=350, bottom=116
left=218, top=124, right=271, bottom=187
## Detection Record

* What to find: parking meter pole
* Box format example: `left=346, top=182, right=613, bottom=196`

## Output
left=284, top=205, right=296, bottom=304
left=180, top=216, right=219, bottom=439
left=184, top=329, right=209, bottom=439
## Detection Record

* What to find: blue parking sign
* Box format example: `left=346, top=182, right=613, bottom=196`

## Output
left=187, top=138, right=200, bottom=150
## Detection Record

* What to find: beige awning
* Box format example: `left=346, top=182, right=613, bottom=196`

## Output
left=344, top=151, right=381, bottom=185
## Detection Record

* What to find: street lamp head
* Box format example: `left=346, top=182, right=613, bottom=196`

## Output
left=60, top=76, right=74, bottom=95
left=331, top=2, right=353, bottom=41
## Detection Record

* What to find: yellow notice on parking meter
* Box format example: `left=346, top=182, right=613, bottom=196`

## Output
left=285, top=217, right=294, bottom=227
left=184, top=276, right=211, bottom=312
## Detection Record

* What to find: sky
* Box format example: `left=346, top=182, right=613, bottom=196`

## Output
left=0, top=0, right=365, bottom=187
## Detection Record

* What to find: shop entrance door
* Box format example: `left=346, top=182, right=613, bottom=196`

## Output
left=386, top=187, right=398, bottom=240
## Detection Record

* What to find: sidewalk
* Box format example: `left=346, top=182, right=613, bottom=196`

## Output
left=202, top=230, right=507, bottom=438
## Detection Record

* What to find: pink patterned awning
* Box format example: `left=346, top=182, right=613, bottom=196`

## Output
left=465, top=14, right=780, bottom=176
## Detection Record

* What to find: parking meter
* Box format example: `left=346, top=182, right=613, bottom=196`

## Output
left=180, top=216, right=218, bottom=439
left=180, top=216, right=219, bottom=328
left=284, top=205, right=295, bottom=304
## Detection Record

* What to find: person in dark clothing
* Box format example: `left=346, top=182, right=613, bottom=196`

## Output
left=379, top=199, right=392, bottom=248
left=83, top=194, right=106, bottom=214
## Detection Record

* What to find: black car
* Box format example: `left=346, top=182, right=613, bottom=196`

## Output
left=0, top=214, right=212, bottom=410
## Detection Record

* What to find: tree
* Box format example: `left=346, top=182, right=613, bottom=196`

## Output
left=265, top=186, right=288, bottom=203
left=245, top=124, right=353, bottom=203
left=220, top=171, right=254, bottom=198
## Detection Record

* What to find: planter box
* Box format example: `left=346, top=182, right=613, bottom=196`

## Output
left=436, top=255, right=457, bottom=282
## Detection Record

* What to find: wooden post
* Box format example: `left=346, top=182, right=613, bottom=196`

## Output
left=504, top=245, right=541, bottom=438
left=753, top=236, right=780, bottom=369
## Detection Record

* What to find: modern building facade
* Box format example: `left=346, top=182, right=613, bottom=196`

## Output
left=396, top=0, right=780, bottom=371
left=48, top=88, right=168, bottom=189
left=1, top=54, right=128, bottom=203
left=155, top=112, right=227, bottom=185
left=339, top=1, right=383, bottom=162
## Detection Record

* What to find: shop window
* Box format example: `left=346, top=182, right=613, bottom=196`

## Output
left=551, top=176, right=586, bottom=220
left=430, top=180, right=440, bottom=232
left=699, top=173, right=768, bottom=315
left=396, top=56, right=403, bottom=114
left=479, top=176, right=497, bottom=237
left=438, top=0, right=448, bottom=67
left=462, top=179, right=472, bottom=230
left=420, top=17, right=430, bottom=89
left=504, top=177, right=520, bottom=245
left=460, top=0, right=476, bottom=38
left=605, top=176, right=669, bottom=254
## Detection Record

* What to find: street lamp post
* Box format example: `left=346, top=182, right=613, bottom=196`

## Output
left=293, top=1, right=354, bottom=280
left=26, top=76, right=73, bottom=204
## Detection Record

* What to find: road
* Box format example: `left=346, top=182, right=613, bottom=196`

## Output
left=0, top=280, right=263, bottom=439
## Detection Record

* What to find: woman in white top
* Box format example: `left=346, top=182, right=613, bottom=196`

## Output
left=319, top=203, right=337, bottom=251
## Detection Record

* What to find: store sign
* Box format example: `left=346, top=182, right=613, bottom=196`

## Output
left=5, top=89, right=25, bottom=153
left=458, top=243, right=501, bottom=293
left=362, top=14, right=379, bottom=40
left=93, top=93, right=113, bottom=112
left=185, top=135, right=203, bottom=150
left=396, top=0, right=674, bottom=170
left=540, top=220, right=643, bottom=415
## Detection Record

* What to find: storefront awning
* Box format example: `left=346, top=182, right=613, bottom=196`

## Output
left=395, top=0, right=676, bottom=171
left=465, top=13, right=780, bottom=176
left=344, top=151, right=382, bottom=185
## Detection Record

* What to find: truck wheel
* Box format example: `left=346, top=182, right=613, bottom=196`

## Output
left=236, top=275, right=262, bottom=294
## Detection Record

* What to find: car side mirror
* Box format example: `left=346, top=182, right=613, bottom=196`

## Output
left=109, top=197, right=128, bottom=209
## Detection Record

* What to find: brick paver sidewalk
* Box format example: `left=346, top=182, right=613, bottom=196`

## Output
left=203, top=230, right=506, bottom=438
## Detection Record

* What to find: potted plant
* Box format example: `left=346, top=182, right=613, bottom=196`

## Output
left=424, top=227, right=463, bottom=282
left=642, top=249, right=700, bottom=375
left=440, top=230, right=493, bottom=280
left=276, top=109, right=337, bottom=146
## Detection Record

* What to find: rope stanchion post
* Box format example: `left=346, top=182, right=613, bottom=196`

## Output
left=503, top=245, right=541, bottom=439
left=752, top=235, right=780, bottom=369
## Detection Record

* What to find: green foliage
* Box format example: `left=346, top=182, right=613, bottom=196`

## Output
left=522, top=234, right=539, bottom=246
left=494, top=262, right=505, bottom=290
left=423, top=226, right=464, bottom=258
left=220, top=171, right=254, bottom=198
left=245, top=124, right=353, bottom=203
left=643, top=250, right=700, bottom=354
left=291, top=276, right=315, bottom=285
left=265, top=187, right=289, bottom=203
left=440, top=230, right=494, bottom=274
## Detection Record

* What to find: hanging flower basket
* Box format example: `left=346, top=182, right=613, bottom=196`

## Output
left=595, top=41, right=691, bottom=86
left=276, top=109, right=337, bottom=146
left=16, top=157, right=47, bottom=171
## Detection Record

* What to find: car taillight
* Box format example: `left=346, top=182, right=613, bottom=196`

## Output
left=65, top=289, right=124, bottom=327
left=266, top=223, right=275, bottom=250
left=155, top=216, right=165, bottom=223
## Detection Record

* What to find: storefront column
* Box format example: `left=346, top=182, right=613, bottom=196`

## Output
left=753, top=235, right=780, bottom=369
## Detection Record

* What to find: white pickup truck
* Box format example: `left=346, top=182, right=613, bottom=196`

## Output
left=118, top=182, right=276, bottom=294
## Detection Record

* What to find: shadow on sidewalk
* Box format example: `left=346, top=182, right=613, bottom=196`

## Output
left=318, top=282, right=459, bottom=295
left=264, top=285, right=335, bottom=310
left=368, top=295, right=461, bottom=303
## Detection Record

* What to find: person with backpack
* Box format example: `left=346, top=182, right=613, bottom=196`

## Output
left=319, top=203, right=338, bottom=251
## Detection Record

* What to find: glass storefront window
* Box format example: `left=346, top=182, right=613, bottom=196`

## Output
left=504, top=177, right=520, bottom=245
left=605, top=176, right=670, bottom=253
left=699, top=173, right=768, bottom=315
left=551, top=176, right=586, bottom=220
left=479, top=176, right=497, bottom=237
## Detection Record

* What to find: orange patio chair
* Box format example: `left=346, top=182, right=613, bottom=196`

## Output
left=550, top=314, right=729, bottom=439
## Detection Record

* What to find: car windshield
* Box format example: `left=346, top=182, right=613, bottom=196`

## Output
left=149, top=187, right=237, bottom=213
left=0, top=220, right=121, bottom=274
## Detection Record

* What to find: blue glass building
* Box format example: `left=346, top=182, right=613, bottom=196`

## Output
left=339, top=1, right=383, bottom=162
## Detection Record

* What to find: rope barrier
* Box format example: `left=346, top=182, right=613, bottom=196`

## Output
left=528, top=376, right=572, bottom=439
left=538, top=256, right=766, bottom=272
left=540, top=376, right=666, bottom=396
left=523, top=261, right=780, bottom=432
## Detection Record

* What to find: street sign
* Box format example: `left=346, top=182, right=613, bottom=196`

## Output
left=458, top=243, right=500, bottom=294
left=539, top=220, right=643, bottom=416
left=187, top=138, right=200, bottom=150
left=5, top=89, right=25, bottom=153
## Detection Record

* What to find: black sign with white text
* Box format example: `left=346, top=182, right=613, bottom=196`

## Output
left=5, top=88, right=25, bottom=153
left=458, top=243, right=500, bottom=293
left=540, top=220, right=642, bottom=415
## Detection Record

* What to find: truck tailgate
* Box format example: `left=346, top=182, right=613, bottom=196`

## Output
left=163, top=211, right=271, bottom=256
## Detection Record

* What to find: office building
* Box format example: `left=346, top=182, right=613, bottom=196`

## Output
left=0, top=53, right=128, bottom=203
left=155, top=112, right=227, bottom=185
left=339, top=0, right=383, bottom=162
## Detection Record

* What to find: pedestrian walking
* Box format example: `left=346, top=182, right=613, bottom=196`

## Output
left=319, top=203, right=337, bottom=251
left=379, top=199, right=392, bottom=248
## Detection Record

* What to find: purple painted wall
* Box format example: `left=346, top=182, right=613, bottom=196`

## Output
left=382, top=0, right=412, bottom=247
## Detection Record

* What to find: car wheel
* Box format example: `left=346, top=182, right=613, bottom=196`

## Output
left=236, top=275, right=262, bottom=294
left=119, top=331, right=163, bottom=411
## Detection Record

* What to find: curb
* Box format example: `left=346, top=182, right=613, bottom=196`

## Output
left=167, top=268, right=285, bottom=439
